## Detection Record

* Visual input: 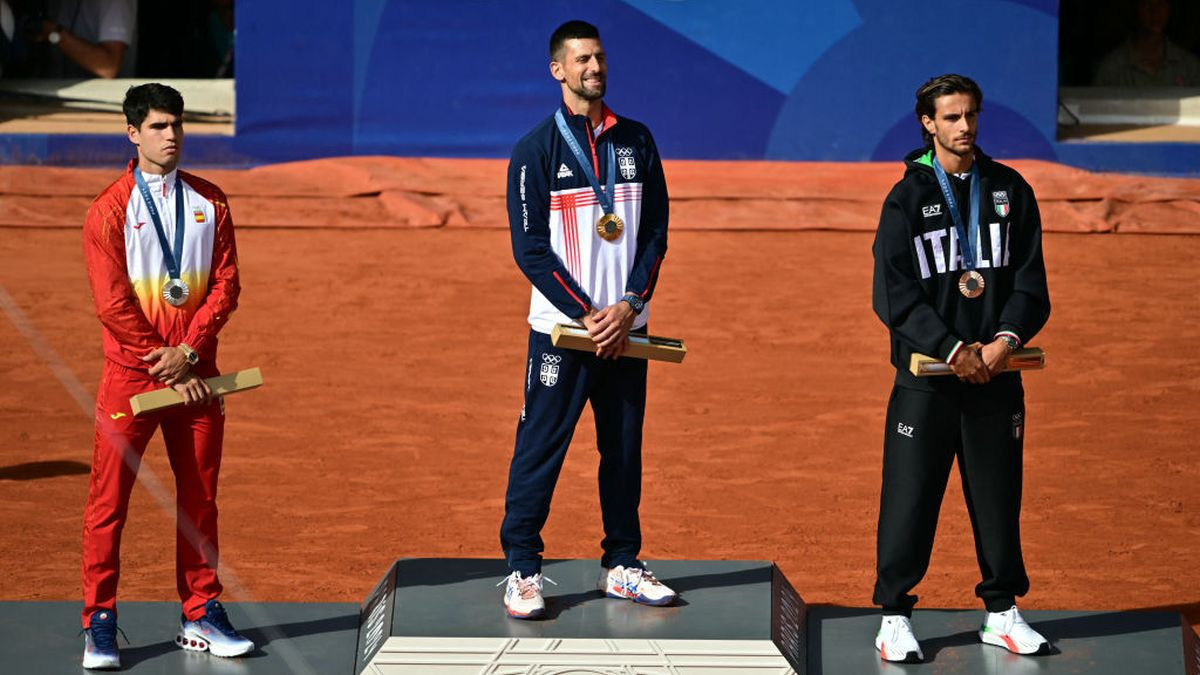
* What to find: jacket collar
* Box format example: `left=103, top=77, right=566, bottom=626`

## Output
left=906, top=146, right=991, bottom=175
left=127, top=158, right=180, bottom=195
left=558, top=101, right=618, bottom=136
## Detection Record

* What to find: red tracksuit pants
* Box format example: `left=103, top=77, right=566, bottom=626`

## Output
left=81, top=361, right=225, bottom=627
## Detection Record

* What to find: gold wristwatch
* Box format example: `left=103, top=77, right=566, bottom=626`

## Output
left=178, top=343, right=199, bottom=366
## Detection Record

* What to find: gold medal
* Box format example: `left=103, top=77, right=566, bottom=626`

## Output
left=958, top=270, right=985, bottom=298
left=595, top=213, right=624, bottom=242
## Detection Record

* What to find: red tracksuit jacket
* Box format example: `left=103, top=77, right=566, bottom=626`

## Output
left=83, top=160, right=239, bottom=370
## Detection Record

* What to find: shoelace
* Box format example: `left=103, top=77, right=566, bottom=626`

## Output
left=995, top=607, right=1024, bottom=632
left=623, top=567, right=664, bottom=587
left=496, top=572, right=558, bottom=598
left=201, top=603, right=240, bottom=637
left=517, top=579, right=540, bottom=599
left=80, top=622, right=129, bottom=650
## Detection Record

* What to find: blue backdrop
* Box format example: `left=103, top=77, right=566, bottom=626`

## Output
left=237, top=0, right=1061, bottom=162
left=3, top=0, right=1197, bottom=174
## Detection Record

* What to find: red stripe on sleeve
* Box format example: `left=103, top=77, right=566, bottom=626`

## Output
left=638, top=256, right=663, bottom=298
left=553, top=271, right=588, bottom=311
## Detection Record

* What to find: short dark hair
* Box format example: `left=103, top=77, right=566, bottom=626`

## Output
left=914, top=74, right=983, bottom=146
left=549, top=20, right=600, bottom=61
left=123, top=83, right=184, bottom=128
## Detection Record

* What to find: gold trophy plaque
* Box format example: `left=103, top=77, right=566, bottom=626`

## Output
left=909, top=348, right=1044, bottom=377
left=551, top=324, right=687, bottom=363
left=130, top=367, right=264, bottom=416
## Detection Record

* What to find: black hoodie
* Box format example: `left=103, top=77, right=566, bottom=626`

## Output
left=872, top=147, right=1051, bottom=390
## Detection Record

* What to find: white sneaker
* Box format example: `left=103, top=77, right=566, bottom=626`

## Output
left=875, top=615, right=923, bottom=663
left=500, top=571, right=551, bottom=619
left=598, top=565, right=677, bottom=606
left=979, top=605, right=1051, bottom=655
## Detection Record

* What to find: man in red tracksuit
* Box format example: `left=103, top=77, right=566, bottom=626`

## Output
left=80, top=83, right=252, bottom=670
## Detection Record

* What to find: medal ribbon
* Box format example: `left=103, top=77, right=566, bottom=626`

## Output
left=134, top=170, right=186, bottom=281
left=554, top=108, right=616, bottom=216
left=931, top=156, right=980, bottom=271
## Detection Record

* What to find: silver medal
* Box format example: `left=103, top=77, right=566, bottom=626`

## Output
left=162, top=278, right=190, bottom=307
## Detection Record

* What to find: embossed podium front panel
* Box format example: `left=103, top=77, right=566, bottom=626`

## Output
left=355, top=559, right=803, bottom=675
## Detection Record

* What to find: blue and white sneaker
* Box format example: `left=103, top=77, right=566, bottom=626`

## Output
left=499, top=571, right=555, bottom=620
left=82, top=609, right=123, bottom=670
left=599, top=564, right=677, bottom=606
left=175, top=599, right=255, bottom=657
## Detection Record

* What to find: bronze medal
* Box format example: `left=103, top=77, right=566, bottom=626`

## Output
left=595, top=213, right=624, bottom=242
left=958, top=270, right=985, bottom=298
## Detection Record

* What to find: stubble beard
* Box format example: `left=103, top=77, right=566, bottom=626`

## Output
left=570, top=78, right=605, bottom=102
left=937, top=133, right=973, bottom=158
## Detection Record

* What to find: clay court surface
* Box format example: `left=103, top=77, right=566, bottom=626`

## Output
left=0, top=158, right=1197, bottom=630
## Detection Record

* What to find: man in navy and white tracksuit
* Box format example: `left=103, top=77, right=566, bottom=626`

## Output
left=498, top=20, right=676, bottom=619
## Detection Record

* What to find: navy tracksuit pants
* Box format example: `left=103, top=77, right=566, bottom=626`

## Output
left=501, top=328, right=647, bottom=576
left=874, top=374, right=1030, bottom=616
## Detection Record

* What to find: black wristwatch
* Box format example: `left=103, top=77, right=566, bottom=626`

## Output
left=999, top=335, right=1019, bottom=353
left=621, top=293, right=645, bottom=314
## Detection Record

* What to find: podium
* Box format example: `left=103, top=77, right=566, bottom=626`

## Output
left=353, top=558, right=1199, bottom=675
left=0, top=576, right=1192, bottom=672
left=355, top=558, right=803, bottom=673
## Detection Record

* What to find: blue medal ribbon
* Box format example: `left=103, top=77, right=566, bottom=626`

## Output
left=553, top=108, right=616, bottom=216
left=931, top=156, right=980, bottom=271
left=134, top=169, right=186, bottom=281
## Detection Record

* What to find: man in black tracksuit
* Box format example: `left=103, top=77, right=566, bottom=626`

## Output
left=871, top=74, right=1052, bottom=663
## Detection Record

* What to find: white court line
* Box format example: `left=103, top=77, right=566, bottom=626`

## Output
left=0, top=281, right=324, bottom=675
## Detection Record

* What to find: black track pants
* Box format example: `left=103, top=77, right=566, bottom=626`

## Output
left=873, top=377, right=1030, bottom=615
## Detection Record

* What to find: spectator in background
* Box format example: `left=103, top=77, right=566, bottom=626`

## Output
left=1095, top=0, right=1200, bottom=86
left=27, top=0, right=135, bottom=78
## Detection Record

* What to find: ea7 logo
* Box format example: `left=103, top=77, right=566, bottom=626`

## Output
left=922, top=204, right=942, bottom=218
left=896, top=422, right=915, bottom=438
